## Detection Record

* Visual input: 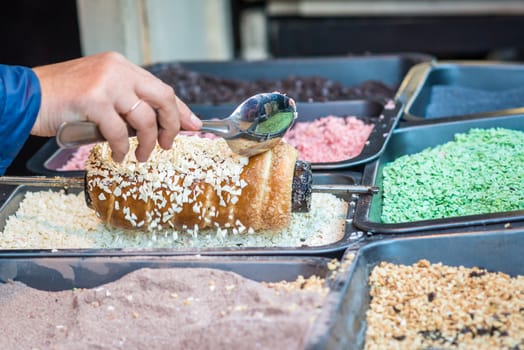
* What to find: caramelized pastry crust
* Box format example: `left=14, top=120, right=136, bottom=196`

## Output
left=85, top=135, right=299, bottom=232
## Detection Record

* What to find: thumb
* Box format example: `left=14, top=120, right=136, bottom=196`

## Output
left=176, top=98, right=202, bottom=131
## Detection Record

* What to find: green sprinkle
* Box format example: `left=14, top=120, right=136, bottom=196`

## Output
left=381, top=128, right=524, bottom=223
left=255, top=112, right=294, bottom=134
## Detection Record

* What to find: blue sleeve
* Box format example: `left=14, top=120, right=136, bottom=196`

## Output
left=0, top=65, right=41, bottom=175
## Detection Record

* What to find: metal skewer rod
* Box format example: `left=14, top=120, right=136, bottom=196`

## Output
left=0, top=176, right=85, bottom=188
left=0, top=177, right=379, bottom=195
left=312, top=184, right=379, bottom=194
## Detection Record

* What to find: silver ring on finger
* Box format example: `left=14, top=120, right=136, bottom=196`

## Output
left=124, top=99, right=143, bottom=116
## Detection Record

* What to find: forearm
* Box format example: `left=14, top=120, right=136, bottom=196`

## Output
left=0, top=64, right=41, bottom=175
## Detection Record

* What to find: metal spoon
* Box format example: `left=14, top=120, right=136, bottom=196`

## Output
left=55, top=92, right=298, bottom=157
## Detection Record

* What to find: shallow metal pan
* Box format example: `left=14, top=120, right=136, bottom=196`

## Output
left=0, top=170, right=364, bottom=257
left=0, top=255, right=336, bottom=290
left=398, top=61, right=524, bottom=123
left=0, top=254, right=350, bottom=349
left=316, top=229, right=524, bottom=349
left=353, top=113, right=524, bottom=234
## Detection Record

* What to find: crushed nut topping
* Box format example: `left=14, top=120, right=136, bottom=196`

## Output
left=365, top=260, right=524, bottom=349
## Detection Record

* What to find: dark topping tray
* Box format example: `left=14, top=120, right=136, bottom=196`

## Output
left=145, top=54, right=433, bottom=105
left=149, top=64, right=395, bottom=104
left=398, top=61, right=524, bottom=122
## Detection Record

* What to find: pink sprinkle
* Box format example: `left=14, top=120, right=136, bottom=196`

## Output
left=384, top=99, right=395, bottom=110
left=58, top=144, right=95, bottom=171
left=284, top=115, right=374, bottom=163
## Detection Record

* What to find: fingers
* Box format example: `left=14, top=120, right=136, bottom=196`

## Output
left=135, top=74, right=202, bottom=150
left=119, top=96, right=159, bottom=162
left=138, top=84, right=180, bottom=151
left=33, top=51, right=200, bottom=162
left=176, top=96, right=202, bottom=131
left=96, top=97, right=159, bottom=163
left=156, top=96, right=203, bottom=150
left=95, top=109, right=130, bottom=163
left=156, top=107, right=180, bottom=151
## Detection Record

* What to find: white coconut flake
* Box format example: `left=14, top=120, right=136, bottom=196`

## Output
left=0, top=190, right=347, bottom=249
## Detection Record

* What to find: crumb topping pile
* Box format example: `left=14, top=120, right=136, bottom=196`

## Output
left=263, top=275, right=329, bottom=295
left=365, top=259, right=524, bottom=349
left=86, top=135, right=250, bottom=232
left=0, top=190, right=347, bottom=249
left=381, top=127, right=524, bottom=223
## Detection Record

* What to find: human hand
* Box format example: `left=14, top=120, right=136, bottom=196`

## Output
left=31, top=51, right=202, bottom=162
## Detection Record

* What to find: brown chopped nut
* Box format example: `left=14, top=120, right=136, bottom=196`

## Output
left=416, top=259, right=431, bottom=268
left=327, top=259, right=340, bottom=271
left=263, top=275, right=328, bottom=295
left=364, top=260, right=524, bottom=350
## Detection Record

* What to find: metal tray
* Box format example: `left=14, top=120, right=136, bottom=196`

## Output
left=146, top=53, right=434, bottom=105
left=0, top=254, right=350, bottom=348
left=0, top=254, right=337, bottom=290
left=0, top=170, right=363, bottom=257
left=353, top=113, right=524, bottom=234
left=26, top=138, right=86, bottom=177
left=316, top=229, right=524, bottom=349
left=398, top=61, right=524, bottom=122
left=26, top=100, right=402, bottom=176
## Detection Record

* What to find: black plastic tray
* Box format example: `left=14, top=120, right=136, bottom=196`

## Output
left=0, top=254, right=349, bottom=348
left=353, top=113, right=524, bottom=234
left=146, top=53, right=433, bottom=104
left=0, top=169, right=363, bottom=257
left=398, top=61, right=524, bottom=122
left=317, top=229, right=524, bottom=349
left=26, top=100, right=402, bottom=176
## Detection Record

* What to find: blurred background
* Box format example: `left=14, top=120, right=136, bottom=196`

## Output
left=3, top=0, right=524, bottom=66
left=2, top=0, right=524, bottom=174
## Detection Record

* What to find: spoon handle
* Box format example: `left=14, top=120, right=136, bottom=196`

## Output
left=200, top=119, right=237, bottom=138
left=56, top=121, right=137, bottom=149
left=56, top=120, right=235, bottom=149
left=0, top=176, right=85, bottom=188
left=56, top=121, right=105, bottom=148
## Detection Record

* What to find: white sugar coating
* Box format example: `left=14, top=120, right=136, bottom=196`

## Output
left=0, top=190, right=347, bottom=249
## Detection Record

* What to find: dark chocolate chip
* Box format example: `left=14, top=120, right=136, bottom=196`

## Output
left=460, top=326, right=473, bottom=334
left=392, top=305, right=401, bottom=313
left=469, top=270, right=487, bottom=278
